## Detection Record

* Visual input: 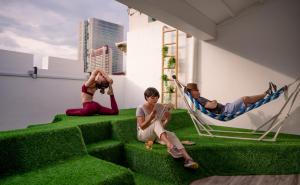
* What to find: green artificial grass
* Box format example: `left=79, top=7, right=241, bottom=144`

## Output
left=79, top=121, right=112, bottom=144
left=52, top=108, right=137, bottom=125
left=125, top=141, right=207, bottom=185
left=0, top=155, right=134, bottom=185
left=2, top=108, right=300, bottom=185
left=134, top=173, right=174, bottom=185
left=87, top=140, right=125, bottom=165
left=0, top=126, right=87, bottom=175
left=176, top=125, right=300, bottom=175
left=125, top=124, right=300, bottom=185
left=112, top=118, right=137, bottom=143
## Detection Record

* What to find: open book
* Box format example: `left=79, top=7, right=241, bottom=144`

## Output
left=155, top=103, right=174, bottom=121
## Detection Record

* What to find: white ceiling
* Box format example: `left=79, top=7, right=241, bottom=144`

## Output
left=116, top=0, right=266, bottom=39
left=185, top=0, right=260, bottom=24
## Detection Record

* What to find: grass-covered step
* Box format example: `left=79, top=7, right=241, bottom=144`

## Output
left=125, top=141, right=207, bottom=185
left=87, top=140, right=125, bottom=165
left=4, top=108, right=299, bottom=185
left=78, top=121, right=112, bottom=144
left=0, top=126, right=87, bottom=175
left=27, top=108, right=137, bottom=129
left=124, top=124, right=300, bottom=185
left=111, top=118, right=137, bottom=143
left=29, top=120, right=113, bottom=145
left=52, top=108, right=137, bottom=124
left=0, top=155, right=135, bottom=185
left=175, top=125, right=300, bottom=176
left=134, top=173, right=174, bottom=185
left=27, top=109, right=189, bottom=131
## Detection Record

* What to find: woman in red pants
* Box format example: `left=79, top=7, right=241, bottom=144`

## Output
left=66, top=69, right=119, bottom=116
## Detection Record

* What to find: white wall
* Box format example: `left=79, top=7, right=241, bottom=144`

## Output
left=125, top=13, right=194, bottom=108
left=196, top=0, right=300, bottom=134
left=0, top=49, right=126, bottom=131
left=0, top=49, right=33, bottom=74
left=40, top=56, right=84, bottom=77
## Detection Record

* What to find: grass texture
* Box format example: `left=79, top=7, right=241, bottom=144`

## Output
left=1, top=108, right=300, bottom=185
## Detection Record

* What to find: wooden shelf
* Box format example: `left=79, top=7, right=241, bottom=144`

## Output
left=162, top=27, right=178, bottom=108
left=163, top=29, right=177, bottom=33
left=162, top=79, right=174, bottom=81
left=164, top=42, right=176, bottom=46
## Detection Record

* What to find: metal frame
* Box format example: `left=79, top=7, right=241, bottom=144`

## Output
left=173, top=77, right=300, bottom=142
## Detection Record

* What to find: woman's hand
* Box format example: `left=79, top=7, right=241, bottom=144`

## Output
left=148, top=109, right=156, bottom=121
left=107, top=78, right=113, bottom=84
left=106, top=84, right=113, bottom=95
left=162, top=112, right=170, bottom=121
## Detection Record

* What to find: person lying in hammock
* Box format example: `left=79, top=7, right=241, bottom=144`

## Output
left=66, top=68, right=119, bottom=116
left=186, top=82, right=277, bottom=115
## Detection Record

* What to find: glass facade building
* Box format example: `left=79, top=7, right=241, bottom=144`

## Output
left=78, top=18, right=124, bottom=74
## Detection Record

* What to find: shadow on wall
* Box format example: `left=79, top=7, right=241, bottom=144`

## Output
left=247, top=106, right=300, bottom=135
left=123, top=78, right=148, bottom=109
left=208, top=0, right=300, bottom=79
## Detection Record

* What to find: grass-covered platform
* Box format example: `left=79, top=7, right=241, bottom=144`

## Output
left=1, top=109, right=300, bottom=185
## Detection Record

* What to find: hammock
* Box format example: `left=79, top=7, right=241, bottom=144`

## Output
left=172, top=75, right=300, bottom=142
left=186, top=87, right=285, bottom=121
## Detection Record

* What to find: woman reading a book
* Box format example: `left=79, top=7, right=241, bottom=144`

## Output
left=136, top=87, right=198, bottom=169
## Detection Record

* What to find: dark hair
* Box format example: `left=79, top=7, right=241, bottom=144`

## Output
left=96, top=81, right=109, bottom=94
left=144, top=87, right=160, bottom=100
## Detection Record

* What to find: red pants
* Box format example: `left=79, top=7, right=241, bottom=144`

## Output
left=66, top=95, right=119, bottom=116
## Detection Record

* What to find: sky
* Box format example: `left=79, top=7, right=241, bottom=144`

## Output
left=0, top=0, right=128, bottom=60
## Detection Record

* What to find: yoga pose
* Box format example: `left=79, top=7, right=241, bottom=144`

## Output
left=66, top=69, right=119, bottom=116
left=186, top=82, right=277, bottom=115
left=136, top=87, right=198, bottom=169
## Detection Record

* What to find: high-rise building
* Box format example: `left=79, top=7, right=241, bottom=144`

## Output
left=89, top=45, right=112, bottom=74
left=78, top=18, right=124, bottom=74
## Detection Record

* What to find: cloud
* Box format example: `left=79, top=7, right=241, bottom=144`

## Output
left=0, top=30, right=77, bottom=59
left=0, top=33, right=20, bottom=48
left=0, top=0, right=128, bottom=59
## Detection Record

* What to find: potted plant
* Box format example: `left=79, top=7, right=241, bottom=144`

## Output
left=166, top=85, right=175, bottom=102
left=168, top=57, right=176, bottom=68
left=161, top=74, right=168, bottom=87
left=162, top=46, right=168, bottom=58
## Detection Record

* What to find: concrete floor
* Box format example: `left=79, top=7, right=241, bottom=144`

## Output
left=190, top=174, right=300, bottom=185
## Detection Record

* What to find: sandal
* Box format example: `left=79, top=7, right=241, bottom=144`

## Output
left=184, top=159, right=199, bottom=169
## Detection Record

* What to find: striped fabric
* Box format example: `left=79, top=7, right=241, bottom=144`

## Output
left=187, top=87, right=285, bottom=121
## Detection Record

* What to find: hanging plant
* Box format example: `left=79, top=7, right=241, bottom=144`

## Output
left=161, top=74, right=168, bottom=87
left=162, top=46, right=168, bottom=58
left=168, top=57, right=176, bottom=68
